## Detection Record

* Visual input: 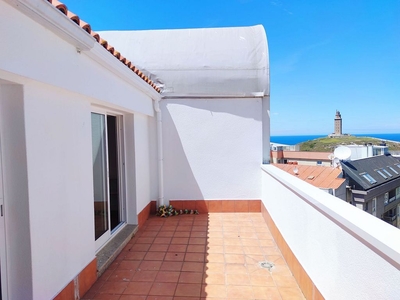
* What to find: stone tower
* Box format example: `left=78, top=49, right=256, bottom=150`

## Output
left=334, top=110, right=342, bottom=135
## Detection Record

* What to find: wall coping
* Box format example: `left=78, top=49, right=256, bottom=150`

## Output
left=261, top=164, right=400, bottom=271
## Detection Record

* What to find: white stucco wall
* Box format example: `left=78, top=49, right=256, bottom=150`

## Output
left=262, top=165, right=400, bottom=299
left=133, top=113, right=153, bottom=214
left=148, top=114, right=159, bottom=202
left=0, top=1, right=159, bottom=298
left=23, top=83, right=94, bottom=299
left=123, top=113, right=137, bottom=224
left=162, top=98, right=262, bottom=201
left=0, top=0, right=156, bottom=117
left=0, top=84, right=33, bottom=300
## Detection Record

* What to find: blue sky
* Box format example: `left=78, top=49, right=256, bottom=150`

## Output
left=65, top=0, right=399, bottom=136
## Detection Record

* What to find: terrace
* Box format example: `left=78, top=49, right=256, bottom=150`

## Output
left=82, top=165, right=400, bottom=299
left=1, top=1, right=399, bottom=299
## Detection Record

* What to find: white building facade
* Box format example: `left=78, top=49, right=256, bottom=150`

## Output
left=1, top=1, right=400, bottom=300
left=0, top=0, right=161, bottom=298
left=0, top=1, right=269, bottom=299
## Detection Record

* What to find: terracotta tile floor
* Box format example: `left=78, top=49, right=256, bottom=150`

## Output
left=83, top=213, right=305, bottom=300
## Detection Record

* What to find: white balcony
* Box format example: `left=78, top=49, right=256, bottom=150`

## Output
left=261, top=164, right=400, bottom=299
left=85, top=164, right=400, bottom=299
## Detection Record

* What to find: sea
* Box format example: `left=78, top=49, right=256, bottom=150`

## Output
left=270, top=133, right=400, bottom=145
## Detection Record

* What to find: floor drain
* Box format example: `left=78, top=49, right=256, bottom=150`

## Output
left=259, top=261, right=275, bottom=271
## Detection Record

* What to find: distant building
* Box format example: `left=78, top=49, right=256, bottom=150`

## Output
left=270, top=147, right=332, bottom=166
left=341, top=154, right=400, bottom=228
left=274, top=164, right=347, bottom=200
left=334, top=110, right=342, bottom=135
left=329, top=110, right=347, bottom=137
left=346, top=144, right=389, bottom=160
left=274, top=152, right=400, bottom=225
left=270, top=143, right=299, bottom=151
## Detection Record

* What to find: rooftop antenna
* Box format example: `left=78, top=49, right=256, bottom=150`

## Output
left=332, top=157, right=340, bottom=168
left=334, top=146, right=351, bottom=161
left=332, top=146, right=351, bottom=168
left=293, top=166, right=299, bottom=175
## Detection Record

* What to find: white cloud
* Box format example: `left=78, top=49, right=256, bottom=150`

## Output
left=270, top=0, right=293, bottom=15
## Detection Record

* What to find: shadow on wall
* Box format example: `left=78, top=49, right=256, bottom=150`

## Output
left=175, top=98, right=262, bottom=121
left=162, top=98, right=262, bottom=202
left=162, top=105, right=204, bottom=201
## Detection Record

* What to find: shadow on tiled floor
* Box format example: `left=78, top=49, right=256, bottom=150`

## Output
left=83, top=213, right=305, bottom=299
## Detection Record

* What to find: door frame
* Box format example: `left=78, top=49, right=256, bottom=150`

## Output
left=92, top=108, right=126, bottom=251
left=0, top=128, right=8, bottom=300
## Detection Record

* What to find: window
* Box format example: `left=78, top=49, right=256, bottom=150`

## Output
left=389, top=166, right=399, bottom=175
left=382, top=168, right=393, bottom=177
left=383, top=208, right=397, bottom=224
left=317, top=161, right=322, bottom=165
left=396, top=187, right=400, bottom=199
left=376, top=170, right=387, bottom=179
left=362, top=173, right=377, bottom=184
left=389, top=189, right=396, bottom=203
left=372, top=198, right=376, bottom=216
left=384, top=192, right=389, bottom=205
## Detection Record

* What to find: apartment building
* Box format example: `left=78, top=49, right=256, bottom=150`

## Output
left=341, top=154, right=400, bottom=228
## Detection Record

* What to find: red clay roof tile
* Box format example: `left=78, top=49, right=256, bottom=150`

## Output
left=66, top=11, right=79, bottom=25
left=119, top=56, right=127, bottom=64
left=106, top=45, right=115, bottom=54
left=79, top=20, right=91, bottom=34
left=100, top=38, right=108, bottom=47
left=91, top=32, right=100, bottom=42
left=50, top=0, right=67, bottom=15
left=273, top=164, right=345, bottom=190
left=47, top=0, right=160, bottom=93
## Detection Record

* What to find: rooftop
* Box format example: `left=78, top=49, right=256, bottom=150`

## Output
left=341, top=154, right=400, bottom=189
left=273, top=164, right=345, bottom=190
left=47, top=0, right=160, bottom=93
left=280, top=151, right=331, bottom=161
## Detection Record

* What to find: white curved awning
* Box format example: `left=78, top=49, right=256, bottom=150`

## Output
left=99, top=25, right=269, bottom=97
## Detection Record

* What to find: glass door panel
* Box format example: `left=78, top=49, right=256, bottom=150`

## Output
left=107, top=115, right=121, bottom=231
left=91, top=113, right=109, bottom=240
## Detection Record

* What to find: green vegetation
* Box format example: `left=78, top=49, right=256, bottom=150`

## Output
left=299, top=135, right=400, bottom=152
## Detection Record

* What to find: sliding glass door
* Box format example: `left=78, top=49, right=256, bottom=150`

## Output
left=91, top=112, right=124, bottom=250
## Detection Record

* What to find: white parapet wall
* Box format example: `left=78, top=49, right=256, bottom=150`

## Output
left=261, top=164, right=400, bottom=300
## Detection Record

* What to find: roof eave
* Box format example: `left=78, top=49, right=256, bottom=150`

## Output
left=6, top=0, right=161, bottom=95
left=5, top=0, right=95, bottom=51
left=88, top=43, right=162, bottom=100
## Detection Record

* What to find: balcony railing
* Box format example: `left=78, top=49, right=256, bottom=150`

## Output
left=383, top=214, right=397, bottom=222
left=261, top=164, right=400, bottom=299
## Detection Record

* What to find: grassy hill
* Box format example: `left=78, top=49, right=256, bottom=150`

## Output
left=299, top=135, right=400, bottom=152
